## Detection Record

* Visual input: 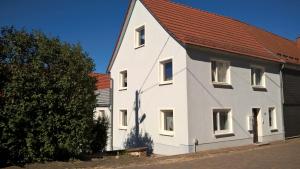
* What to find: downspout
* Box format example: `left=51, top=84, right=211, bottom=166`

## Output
left=279, top=63, right=286, bottom=139
left=109, top=76, right=114, bottom=150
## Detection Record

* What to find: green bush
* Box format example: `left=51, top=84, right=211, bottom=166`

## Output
left=0, top=26, right=102, bottom=164
left=90, top=116, right=109, bottom=154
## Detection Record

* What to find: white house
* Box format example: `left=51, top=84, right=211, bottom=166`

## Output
left=106, top=0, right=300, bottom=155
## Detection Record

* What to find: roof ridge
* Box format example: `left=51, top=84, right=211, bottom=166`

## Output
left=166, top=0, right=297, bottom=45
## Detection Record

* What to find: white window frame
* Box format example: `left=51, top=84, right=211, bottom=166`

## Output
left=211, top=59, right=231, bottom=85
left=268, top=107, right=277, bottom=130
left=212, top=108, right=233, bottom=136
left=119, top=70, right=127, bottom=90
left=159, top=58, right=173, bottom=85
left=135, top=25, right=145, bottom=48
left=119, top=109, right=128, bottom=130
left=247, top=115, right=253, bottom=131
left=250, top=65, right=266, bottom=88
left=160, top=109, right=174, bottom=136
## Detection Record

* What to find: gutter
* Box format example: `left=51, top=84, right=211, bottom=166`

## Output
left=109, top=76, right=114, bottom=151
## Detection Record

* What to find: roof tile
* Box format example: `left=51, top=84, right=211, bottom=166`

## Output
left=141, top=0, right=300, bottom=64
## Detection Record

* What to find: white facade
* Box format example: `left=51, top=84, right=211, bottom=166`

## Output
left=186, top=47, right=284, bottom=152
left=108, top=0, right=284, bottom=155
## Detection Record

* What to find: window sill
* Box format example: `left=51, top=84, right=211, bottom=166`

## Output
left=134, top=44, right=145, bottom=49
left=214, top=131, right=234, bottom=137
left=212, top=82, right=233, bottom=89
left=119, top=126, right=128, bottom=130
left=160, top=130, right=174, bottom=136
left=119, top=87, right=127, bottom=91
left=252, top=86, right=267, bottom=91
left=270, top=128, right=278, bottom=132
left=159, top=80, right=173, bottom=86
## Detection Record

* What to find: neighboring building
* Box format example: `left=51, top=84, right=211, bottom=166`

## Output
left=281, top=37, right=300, bottom=138
left=91, top=73, right=113, bottom=151
left=106, top=0, right=300, bottom=155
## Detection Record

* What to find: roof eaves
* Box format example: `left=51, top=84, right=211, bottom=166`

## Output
left=185, top=42, right=284, bottom=63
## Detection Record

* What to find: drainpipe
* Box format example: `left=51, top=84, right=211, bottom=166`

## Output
left=279, top=64, right=286, bottom=139
left=109, top=76, right=114, bottom=151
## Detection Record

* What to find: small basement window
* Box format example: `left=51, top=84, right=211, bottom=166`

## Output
left=160, top=59, right=173, bottom=84
left=160, top=110, right=174, bottom=135
left=119, top=70, right=127, bottom=90
left=135, top=25, right=145, bottom=48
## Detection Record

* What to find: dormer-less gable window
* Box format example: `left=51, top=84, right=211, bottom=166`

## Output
left=135, top=25, right=145, bottom=48
left=119, top=70, right=127, bottom=90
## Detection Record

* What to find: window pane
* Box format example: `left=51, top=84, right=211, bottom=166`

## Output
left=255, top=69, right=262, bottom=86
left=217, top=62, right=228, bottom=83
left=213, top=112, right=218, bottom=131
left=123, top=71, right=127, bottom=87
left=269, top=109, right=272, bottom=127
left=164, top=61, right=173, bottom=81
left=122, top=111, right=127, bottom=126
left=211, top=61, right=216, bottom=82
left=139, top=28, right=145, bottom=45
left=120, top=71, right=127, bottom=88
left=219, top=111, right=228, bottom=130
left=164, top=111, right=173, bottom=131
left=251, top=68, right=255, bottom=85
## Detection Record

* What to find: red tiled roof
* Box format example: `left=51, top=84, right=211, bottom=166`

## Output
left=90, top=73, right=111, bottom=90
left=141, top=0, right=300, bottom=64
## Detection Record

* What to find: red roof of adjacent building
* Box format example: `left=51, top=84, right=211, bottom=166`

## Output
left=90, top=73, right=110, bottom=90
left=141, top=0, right=300, bottom=64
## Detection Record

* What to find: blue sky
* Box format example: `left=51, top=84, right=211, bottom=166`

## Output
left=1, top=0, right=299, bottom=73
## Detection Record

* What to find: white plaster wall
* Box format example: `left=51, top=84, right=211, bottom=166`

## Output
left=186, top=47, right=284, bottom=152
left=110, top=0, right=189, bottom=155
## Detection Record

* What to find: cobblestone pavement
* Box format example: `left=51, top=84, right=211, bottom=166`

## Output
left=120, top=139, right=300, bottom=169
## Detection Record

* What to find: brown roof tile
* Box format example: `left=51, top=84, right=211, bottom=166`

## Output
left=90, top=73, right=111, bottom=90
left=141, top=0, right=300, bottom=64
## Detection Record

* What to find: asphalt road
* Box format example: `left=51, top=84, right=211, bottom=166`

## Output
left=122, top=139, right=300, bottom=169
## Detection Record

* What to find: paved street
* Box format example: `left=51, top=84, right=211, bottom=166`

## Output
left=121, top=139, right=300, bottom=169
left=6, top=139, right=300, bottom=169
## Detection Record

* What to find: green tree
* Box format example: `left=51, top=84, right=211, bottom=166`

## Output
left=0, top=26, right=102, bottom=164
left=90, top=116, right=109, bottom=154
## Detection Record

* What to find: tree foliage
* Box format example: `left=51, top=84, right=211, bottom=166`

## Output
left=90, top=116, right=109, bottom=154
left=0, top=26, right=105, bottom=164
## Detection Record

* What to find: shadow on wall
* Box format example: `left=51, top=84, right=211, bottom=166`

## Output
left=123, top=127, right=154, bottom=156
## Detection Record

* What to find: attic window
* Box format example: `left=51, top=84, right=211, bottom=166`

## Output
left=135, top=25, right=145, bottom=48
